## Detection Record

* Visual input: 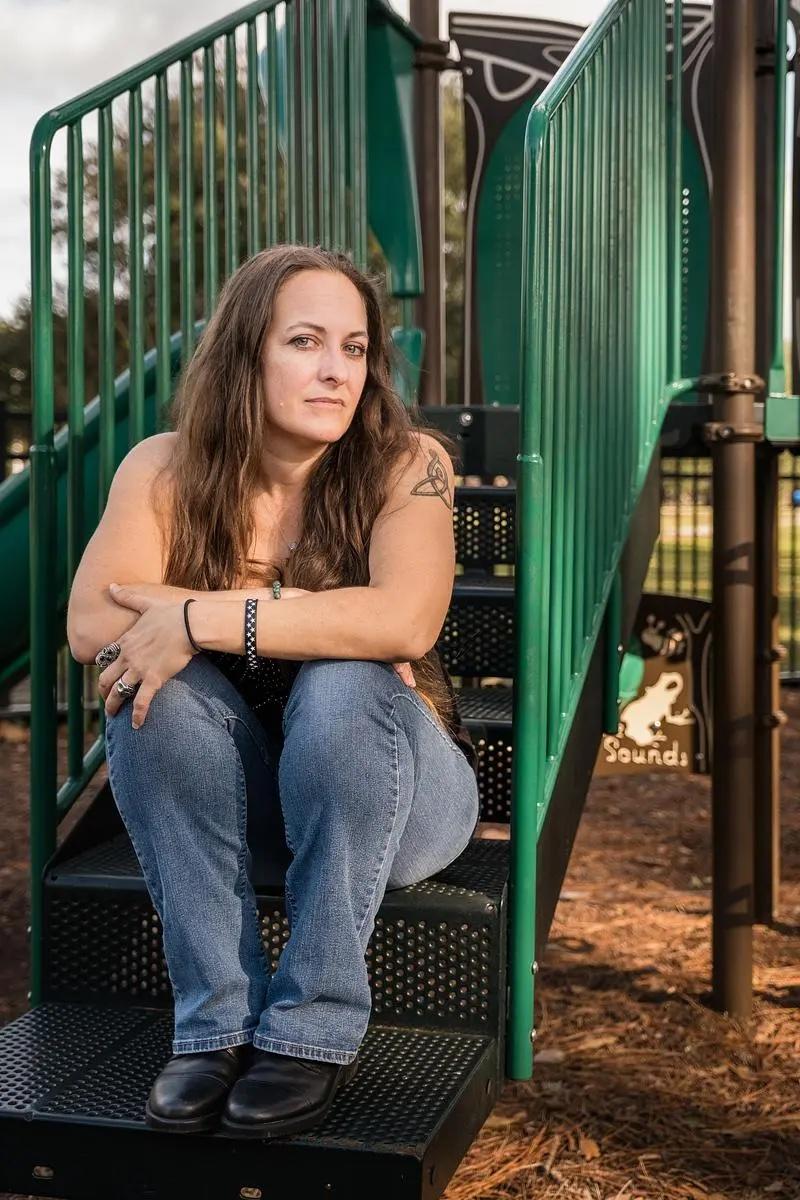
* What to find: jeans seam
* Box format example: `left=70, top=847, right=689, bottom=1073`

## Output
left=389, top=689, right=464, bottom=752
left=252, top=1035, right=356, bottom=1064
left=354, top=699, right=402, bottom=942
left=173, top=1027, right=257, bottom=1052
left=229, top=725, right=273, bottom=987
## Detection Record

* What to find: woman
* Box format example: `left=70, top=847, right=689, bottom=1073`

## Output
left=67, top=244, right=480, bottom=1140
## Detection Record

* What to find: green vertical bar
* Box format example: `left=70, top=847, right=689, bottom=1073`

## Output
left=330, top=0, right=346, bottom=249
left=203, top=43, right=219, bottom=313
left=155, top=72, right=171, bottom=427
left=603, top=569, right=622, bottom=732
left=98, top=104, right=115, bottom=505
left=560, top=99, right=576, bottom=685
left=246, top=20, right=260, bottom=255
left=315, top=0, right=332, bottom=247
left=225, top=31, right=239, bottom=275
left=284, top=4, right=298, bottom=242
left=508, top=108, right=552, bottom=1081
left=128, top=89, right=145, bottom=447
left=350, top=0, right=366, bottom=265
left=67, top=123, right=85, bottom=784
left=598, top=35, right=612, bottom=585
left=29, top=118, right=58, bottom=1006
left=180, top=57, right=196, bottom=359
left=586, top=55, right=601, bottom=628
left=770, top=0, right=787, bottom=392
left=570, top=84, right=587, bottom=671
left=546, top=108, right=567, bottom=746
left=298, top=0, right=315, bottom=242
left=265, top=9, right=279, bottom=244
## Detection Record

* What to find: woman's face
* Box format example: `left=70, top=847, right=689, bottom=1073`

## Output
left=261, top=268, right=370, bottom=445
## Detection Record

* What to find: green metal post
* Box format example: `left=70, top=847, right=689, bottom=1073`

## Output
left=28, top=117, right=58, bottom=1006
left=155, top=72, right=171, bottom=427
left=66, top=123, right=86, bottom=784
left=225, top=31, right=239, bottom=276
left=246, top=20, right=261, bottom=255
left=128, top=89, right=145, bottom=445
left=203, top=44, right=220, bottom=312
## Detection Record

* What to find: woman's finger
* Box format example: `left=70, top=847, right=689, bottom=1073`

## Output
left=98, top=654, right=128, bottom=700
left=392, top=661, right=416, bottom=688
left=104, top=670, right=141, bottom=718
left=130, top=678, right=159, bottom=730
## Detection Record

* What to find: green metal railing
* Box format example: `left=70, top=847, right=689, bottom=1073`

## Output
left=28, top=0, right=368, bottom=1005
left=509, top=0, right=687, bottom=1078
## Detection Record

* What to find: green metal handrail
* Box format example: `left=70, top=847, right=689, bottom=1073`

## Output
left=28, top=0, right=368, bottom=1006
left=510, top=0, right=677, bottom=1078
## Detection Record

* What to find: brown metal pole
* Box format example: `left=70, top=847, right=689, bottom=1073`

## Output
left=709, top=0, right=757, bottom=1018
left=410, top=0, right=445, bottom=407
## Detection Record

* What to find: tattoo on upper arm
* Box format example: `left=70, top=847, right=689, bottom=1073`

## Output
left=410, top=448, right=452, bottom=510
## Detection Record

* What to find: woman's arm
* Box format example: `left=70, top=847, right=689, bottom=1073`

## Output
left=188, top=434, right=457, bottom=662
left=66, top=433, right=175, bottom=663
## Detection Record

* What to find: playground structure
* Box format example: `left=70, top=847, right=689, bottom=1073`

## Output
left=0, top=0, right=797, bottom=1196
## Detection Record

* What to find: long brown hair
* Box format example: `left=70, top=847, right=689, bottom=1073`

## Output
left=158, top=244, right=459, bottom=729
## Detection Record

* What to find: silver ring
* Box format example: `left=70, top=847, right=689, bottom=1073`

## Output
left=272, top=580, right=282, bottom=599
left=95, top=642, right=122, bottom=669
left=115, top=678, right=139, bottom=699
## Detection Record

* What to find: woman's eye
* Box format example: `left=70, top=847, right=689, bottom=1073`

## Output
left=291, top=336, right=313, bottom=348
left=346, top=344, right=367, bottom=357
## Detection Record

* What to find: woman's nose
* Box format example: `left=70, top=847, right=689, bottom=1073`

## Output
left=317, top=351, right=347, bottom=384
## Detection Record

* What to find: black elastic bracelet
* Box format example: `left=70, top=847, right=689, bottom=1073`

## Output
left=244, top=596, right=259, bottom=673
left=183, top=598, right=204, bottom=654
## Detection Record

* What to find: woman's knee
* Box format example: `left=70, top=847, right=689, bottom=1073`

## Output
left=105, top=666, right=235, bottom=799
left=283, top=658, right=396, bottom=734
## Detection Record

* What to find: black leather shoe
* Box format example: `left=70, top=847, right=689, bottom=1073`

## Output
left=219, top=1049, right=359, bottom=1139
left=145, top=1045, right=250, bottom=1133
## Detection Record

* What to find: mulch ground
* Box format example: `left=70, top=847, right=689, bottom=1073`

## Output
left=1, top=691, right=798, bottom=1200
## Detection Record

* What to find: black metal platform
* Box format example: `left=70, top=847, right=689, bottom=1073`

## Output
left=0, top=1003, right=498, bottom=1200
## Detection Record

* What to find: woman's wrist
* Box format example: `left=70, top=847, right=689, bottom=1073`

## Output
left=187, top=597, right=241, bottom=652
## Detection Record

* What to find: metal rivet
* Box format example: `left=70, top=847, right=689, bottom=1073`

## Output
left=459, top=411, right=473, bottom=426
left=240, top=1189, right=262, bottom=1199
left=33, top=1167, right=55, bottom=1181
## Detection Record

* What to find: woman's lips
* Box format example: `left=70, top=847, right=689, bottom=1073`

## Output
left=306, top=399, right=342, bottom=406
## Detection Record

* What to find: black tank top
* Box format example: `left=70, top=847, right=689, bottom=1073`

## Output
left=205, top=648, right=478, bottom=776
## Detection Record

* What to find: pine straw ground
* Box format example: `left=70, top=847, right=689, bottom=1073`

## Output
left=0, top=690, right=798, bottom=1200
left=444, top=686, right=800, bottom=1200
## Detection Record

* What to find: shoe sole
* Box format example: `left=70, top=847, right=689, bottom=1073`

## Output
left=218, top=1056, right=359, bottom=1140
left=144, top=1099, right=222, bottom=1134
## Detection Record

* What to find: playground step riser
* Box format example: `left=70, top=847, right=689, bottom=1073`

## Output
left=42, top=837, right=509, bottom=1044
left=453, top=485, right=516, bottom=574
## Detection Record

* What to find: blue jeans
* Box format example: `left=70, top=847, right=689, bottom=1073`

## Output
left=105, top=654, right=480, bottom=1065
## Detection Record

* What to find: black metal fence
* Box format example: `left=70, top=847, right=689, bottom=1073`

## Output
left=645, top=451, right=800, bottom=679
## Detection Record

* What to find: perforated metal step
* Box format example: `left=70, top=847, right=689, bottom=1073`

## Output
left=440, top=576, right=514, bottom=678
left=453, top=484, right=516, bottom=572
left=0, top=1002, right=499, bottom=1200
left=42, top=828, right=509, bottom=1041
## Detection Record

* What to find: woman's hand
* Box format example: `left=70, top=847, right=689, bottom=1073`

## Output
left=279, top=587, right=416, bottom=687
left=98, top=584, right=196, bottom=727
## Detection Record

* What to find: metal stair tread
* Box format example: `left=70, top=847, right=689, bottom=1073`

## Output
left=455, top=685, right=513, bottom=723
left=47, top=830, right=510, bottom=906
left=451, top=574, right=514, bottom=596
left=0, top=1002, right=497, bottom=1186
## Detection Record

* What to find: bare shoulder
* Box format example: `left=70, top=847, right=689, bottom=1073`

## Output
left=378, top=430, right=455, bottom=521
left=405, top=431, right=455, bottom=504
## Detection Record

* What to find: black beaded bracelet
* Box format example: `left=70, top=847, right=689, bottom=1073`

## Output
left=244, top=596, right=259, bottom=673
left=183, top=598, right=204, bottom=654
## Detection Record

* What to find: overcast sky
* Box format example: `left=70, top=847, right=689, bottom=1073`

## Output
left=0, top=0, right=703, bottom=320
